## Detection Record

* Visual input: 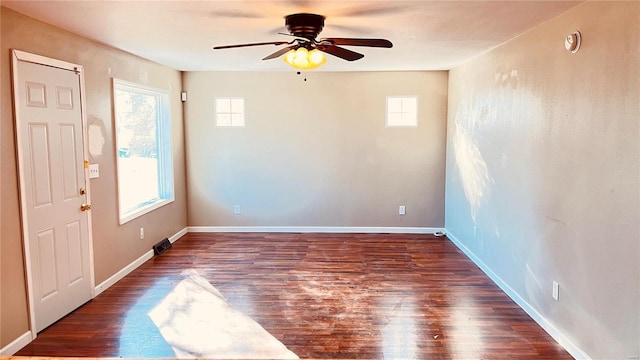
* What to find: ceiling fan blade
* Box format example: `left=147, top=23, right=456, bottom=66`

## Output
left=316, top=44, right=364, bottom=61
left=335, top=3, right=408, bottom=17
left=208, top=9, right=263, bottom=19
left=213, top=41, right=289, bottom=50
left=321, top=38, right=393, bottom=48
left=262, top=45, right=297, bottom=60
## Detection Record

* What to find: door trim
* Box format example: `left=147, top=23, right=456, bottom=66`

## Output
left=11, top=49, right=96, bottom=339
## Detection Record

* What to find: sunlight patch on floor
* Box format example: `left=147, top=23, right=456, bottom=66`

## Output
left=380, top=296, right=419, bottom=359
left=147, top=269, right=298, bottom=359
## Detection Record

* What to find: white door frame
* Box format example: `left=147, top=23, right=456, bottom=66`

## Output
left=11, top=49, right=96, bottom=340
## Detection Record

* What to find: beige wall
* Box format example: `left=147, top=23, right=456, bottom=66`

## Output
left=1, top=7, right=187, bottom=347
left=184, top=71, right=447, bottom=228
left=445, top=2, right=639, bottom=358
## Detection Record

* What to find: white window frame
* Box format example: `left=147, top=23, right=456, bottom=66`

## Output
left=386, top=96, right=418, bottom=127
left=215, top=97, right=245, bottom=127
left=113, top=78, right=174, bottom=225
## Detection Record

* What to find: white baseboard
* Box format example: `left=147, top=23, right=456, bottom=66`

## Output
left=0, top=331, right=32, bottom=355
left=445, top=230, right=590, bottom=360
left=94, top=249, right=153, bottom=296
left=188, top=226, right=445, bottom=234
left=94, top=227, right=188, bottom=296
left=169, top=227, right=188, bottom=243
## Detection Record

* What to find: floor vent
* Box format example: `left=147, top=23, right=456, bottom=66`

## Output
left=153, top=238, right=172, bottom=256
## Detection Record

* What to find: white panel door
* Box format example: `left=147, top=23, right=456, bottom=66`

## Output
left=13, top=54, right=93, bottom=332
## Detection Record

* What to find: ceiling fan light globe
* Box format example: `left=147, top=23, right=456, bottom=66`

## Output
left=284, top=50, right=296, bottom=64
left=294, top=57, right=309, bottom=68
left=309, top=49, right=326, bottom=66
left=283, top=45, right=326, bottom=70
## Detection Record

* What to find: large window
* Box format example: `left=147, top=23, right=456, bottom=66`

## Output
left=386, top=96, right=418, bottom=127
left=113, top=79, right=174, bottom=224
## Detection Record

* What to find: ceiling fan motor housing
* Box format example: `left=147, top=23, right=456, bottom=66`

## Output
left=285, top=13, right=325, bottom=40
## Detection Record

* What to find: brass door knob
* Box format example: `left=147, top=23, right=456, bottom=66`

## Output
left=80, top=204, right=92, bottom=211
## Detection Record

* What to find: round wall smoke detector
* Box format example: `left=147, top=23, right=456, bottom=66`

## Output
left=565, top=31, right=581, bottom=53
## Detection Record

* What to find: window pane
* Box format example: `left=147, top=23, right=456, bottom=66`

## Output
left=387, top=112, right=403, bottom=126
left=402, top=112, right=417, bottom=125
left=217, top=113, right=231, bottom=126
left=231, top=98, right=244, bottom=113
left=114, top=79, right=174, bottom=224
left=216, top=98, right=231, bottom=113
left=231, top=113, right=245, bottom=126
left=387, top=97, right=402, bottom=112
left=402, top=97, right=417, bottom=114
left=118, top=156, right=160, bottom=214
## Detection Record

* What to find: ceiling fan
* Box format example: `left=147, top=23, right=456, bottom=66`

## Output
left=213, top=13, right=393, bottom=70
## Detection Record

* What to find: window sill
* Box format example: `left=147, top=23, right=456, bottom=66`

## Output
left=119, top=197, right=175, bottom=225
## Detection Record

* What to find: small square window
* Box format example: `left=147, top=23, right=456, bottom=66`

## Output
left=386, top=96, right=418, bottom=127
left=215, top=97, right=245, bottom=127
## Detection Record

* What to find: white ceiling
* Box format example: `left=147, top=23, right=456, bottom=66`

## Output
left=2, top=0, right=581, bottom=72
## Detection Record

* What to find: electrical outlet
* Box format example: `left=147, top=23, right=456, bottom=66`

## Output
left=474, top=226, right=478, bottom=238
left=139, top=227, right=144, bottom=239
left=234, top=205, right=241, bottom=214
left=399, top=205, right=406, bottom=215
left=552, top=281, right=559, bottom=301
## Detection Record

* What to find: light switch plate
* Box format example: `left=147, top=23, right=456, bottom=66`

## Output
left=88, top=164, right=99, bottom=179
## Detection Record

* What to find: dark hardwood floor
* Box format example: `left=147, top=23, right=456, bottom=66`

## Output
left=17, top=232, right=572, bottom=359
